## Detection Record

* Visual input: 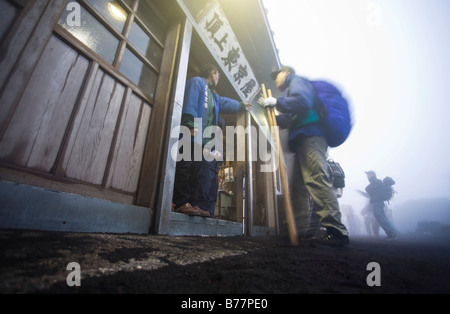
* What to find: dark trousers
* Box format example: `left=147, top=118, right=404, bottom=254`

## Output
left=173, top=142, right=198, bottom=209
left=173, top=142, right=219, bottom=217
left=193, top=159, right=219, bottom=217
left=372, top=201, right=397, bottom=237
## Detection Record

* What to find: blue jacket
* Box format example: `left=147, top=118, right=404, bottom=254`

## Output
left=182, top=77, right=241, bottom=145
left=276, top=74, right=325, bottom=152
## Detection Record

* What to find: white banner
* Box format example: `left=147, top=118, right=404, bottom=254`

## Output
left=197, top=2, right=259, bottom=102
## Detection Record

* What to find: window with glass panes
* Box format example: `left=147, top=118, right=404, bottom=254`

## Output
left=59, top=0, right=167, bottom=99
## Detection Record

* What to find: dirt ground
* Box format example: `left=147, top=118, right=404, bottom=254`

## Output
left=1, top=229, right=450, bottom=295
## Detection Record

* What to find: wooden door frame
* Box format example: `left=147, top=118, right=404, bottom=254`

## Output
left=136, top=18, right=189, bottom=233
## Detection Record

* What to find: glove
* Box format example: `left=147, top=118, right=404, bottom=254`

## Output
left=258, top=97, right=277, bottom=108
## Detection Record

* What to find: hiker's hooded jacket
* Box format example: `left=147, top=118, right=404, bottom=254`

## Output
left=275, top=73, right=325, bottom=152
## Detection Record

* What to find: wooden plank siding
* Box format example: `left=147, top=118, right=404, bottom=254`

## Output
left=0, top=0, right=53, bottom=93
left=0, top=35, right=90, bottom=173
left=0, top=0, right=158, bottom=207
left=0, top=32, right=153, bottom=195
left=62, top=66, right=126, bottom=185
left=107, top=91, right=151, bottom=193
left=0, top=0, right=68, bottom=134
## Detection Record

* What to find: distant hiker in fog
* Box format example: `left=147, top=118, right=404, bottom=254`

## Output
left=360, top=203, right=380, bottom=237
left=357, top=189, right=380, bottom=237
left=365, top=171, right=397, bottom=240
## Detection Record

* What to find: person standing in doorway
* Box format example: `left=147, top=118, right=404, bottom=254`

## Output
left=173, top=64, right=252, bottom=217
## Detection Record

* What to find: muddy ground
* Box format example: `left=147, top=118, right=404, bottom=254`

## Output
left=1, top=229, right=449, bottom=296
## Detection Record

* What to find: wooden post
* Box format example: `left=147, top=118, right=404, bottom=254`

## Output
left=262, top=85, right=298, bottom=246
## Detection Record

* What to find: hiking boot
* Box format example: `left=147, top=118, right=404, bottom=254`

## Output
left=298, top=231, right=317, bottom=240
left=175, top=203, right=202, bottom=216
left=387, top=235, right=398, bottom=241
left=193, top=206, right=211, bottom=218
left=315, top=229, right=350, bottom=248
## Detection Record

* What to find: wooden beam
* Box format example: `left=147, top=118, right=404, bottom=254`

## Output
left=136, top=22, right=182, bottom=211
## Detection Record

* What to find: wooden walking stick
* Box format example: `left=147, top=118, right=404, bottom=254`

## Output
left=262, top=84, right=299, bottom=246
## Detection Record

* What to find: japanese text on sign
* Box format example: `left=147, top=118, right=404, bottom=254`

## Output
left=198, top=3, right=259, bottom=102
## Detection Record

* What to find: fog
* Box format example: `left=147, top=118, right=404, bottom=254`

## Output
left=263, top=0, right=450, bottom=234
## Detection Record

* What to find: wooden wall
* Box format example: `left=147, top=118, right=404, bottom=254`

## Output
left=0, top=1, right=155, bottom=206
left=0, top=0, right=277, bottom=235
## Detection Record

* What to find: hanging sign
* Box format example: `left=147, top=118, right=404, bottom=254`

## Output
left=196, top=2, right=259, bottom=102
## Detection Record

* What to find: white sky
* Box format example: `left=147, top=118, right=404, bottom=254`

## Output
left=263, top=0, right=450, bottom=222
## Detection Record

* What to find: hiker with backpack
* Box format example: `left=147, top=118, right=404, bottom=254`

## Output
left=259, top=66, right=350, bottom=247
left=364, top=171, right=397, bottom=240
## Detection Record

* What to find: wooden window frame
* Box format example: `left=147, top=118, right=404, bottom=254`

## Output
left=55, top=0, right=168, bottom=104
